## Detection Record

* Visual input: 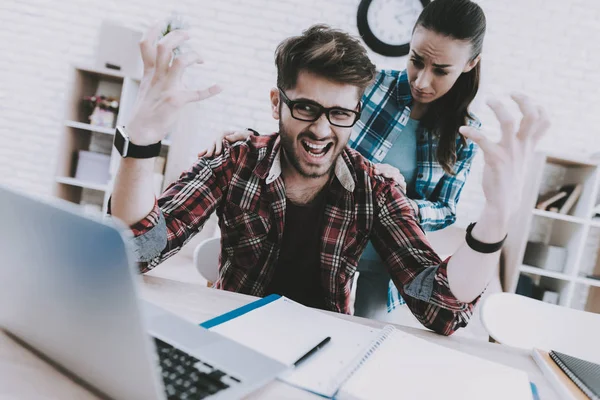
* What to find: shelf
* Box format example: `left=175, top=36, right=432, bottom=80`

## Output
left=65, top=120, right=115, bottom=135
left=74, top=64, right=142, bottom=81
left=546, top=153, right=599, bottom=167
left=531, top=209, right=587, bottom=224
left=56, top=176, right=108, bottom=192
left=65, top=121, right=171, bottom=147
left=576, top=276, right=600, bottom=288
left=520, top=265, right=572, bottom=281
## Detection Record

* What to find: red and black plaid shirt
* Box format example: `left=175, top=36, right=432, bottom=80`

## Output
left=128, top=134, right=479, bottom=335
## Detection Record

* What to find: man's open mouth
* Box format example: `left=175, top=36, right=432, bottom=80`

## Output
left=301, top=139, right=334, bottom=158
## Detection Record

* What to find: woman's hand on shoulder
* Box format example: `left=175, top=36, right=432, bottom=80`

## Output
left=198, top=129, right=254, bottom=157
left=374, top=163, right=406, bottom=193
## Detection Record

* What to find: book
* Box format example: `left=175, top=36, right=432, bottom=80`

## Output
left=201, top=296, right=534, bottom=399
left=558, top=184, right=583, bottom=214
left=536, top=190, right=567, bottom=210
left=532, top=349, right=590, bottom=400
left=550, top=350, right=600, bottom=400
left=536, top=184, right=583, bottom=214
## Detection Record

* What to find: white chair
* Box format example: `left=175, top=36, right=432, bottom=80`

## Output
left=480, top=292, right=600, bottom=363
left=192, top=237, right=221, bottom=287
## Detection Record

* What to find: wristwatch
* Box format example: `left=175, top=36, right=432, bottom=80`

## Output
left=114, top=126, right=162, bottom=159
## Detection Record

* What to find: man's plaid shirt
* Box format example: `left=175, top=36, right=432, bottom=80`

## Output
left=126, top=134, right=479, bottom=335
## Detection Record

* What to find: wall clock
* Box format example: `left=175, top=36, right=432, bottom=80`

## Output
left=357, top=0, right=431, bottom=57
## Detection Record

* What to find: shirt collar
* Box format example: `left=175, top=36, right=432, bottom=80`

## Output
left=256, top=135, right=355, bottom=192
left=395, top=69, right=414, bottom=106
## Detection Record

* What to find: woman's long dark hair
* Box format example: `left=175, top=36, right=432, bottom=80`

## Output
left=414, top=0, right=486, bottom=174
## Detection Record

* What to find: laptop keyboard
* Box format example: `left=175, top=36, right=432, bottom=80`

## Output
left=154, top=337, right=242, bottom=399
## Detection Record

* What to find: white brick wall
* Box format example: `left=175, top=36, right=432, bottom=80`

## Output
left=1, top=0, right=600, bottom=226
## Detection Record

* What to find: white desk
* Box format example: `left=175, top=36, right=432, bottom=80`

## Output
left=0, top=276, right=558, bottom=399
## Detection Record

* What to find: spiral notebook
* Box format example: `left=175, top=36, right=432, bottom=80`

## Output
left=549, top=350, right=600, bottom=400
left=200, top=295, right=381, bottom=397
left=201, top=296, right=533, bottom=399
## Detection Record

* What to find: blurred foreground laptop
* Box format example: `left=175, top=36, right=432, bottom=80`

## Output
left=0, top=185, right=287, bottom=400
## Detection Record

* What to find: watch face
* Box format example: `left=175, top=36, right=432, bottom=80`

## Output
left=114, top=127, right=128, bottom=157
left=367, top=0, right=424, bottom=46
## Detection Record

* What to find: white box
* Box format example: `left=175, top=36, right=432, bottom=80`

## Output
left=96, top=20, right=143, bottom=77
left=542, top=291, right=559, bottom=305
left=75, top=151, right=111, bottom=185
left=523, top=241, right=568, bottom=272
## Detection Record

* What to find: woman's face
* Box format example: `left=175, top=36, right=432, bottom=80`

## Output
left=407, top=26, right=480, bottom=104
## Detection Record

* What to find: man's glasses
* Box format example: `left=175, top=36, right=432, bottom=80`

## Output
left=278, top=88, right=361, bottom=128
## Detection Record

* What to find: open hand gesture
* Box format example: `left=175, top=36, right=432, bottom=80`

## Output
left=459, top=94, right=550, bottom=217
left=127, top=22, right=222, bottom=145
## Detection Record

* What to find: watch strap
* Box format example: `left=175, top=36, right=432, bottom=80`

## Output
left=125, top=140, right=162, bottom=159
left=114, top=126, right=162, bottom=159
left=465, top=222, right=507, bottom=254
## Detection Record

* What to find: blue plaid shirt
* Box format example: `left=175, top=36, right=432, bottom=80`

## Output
left=350, top=69, right=480, bottom=310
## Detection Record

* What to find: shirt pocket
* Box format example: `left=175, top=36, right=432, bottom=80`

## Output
left=220, top=203, right=271, bottom=270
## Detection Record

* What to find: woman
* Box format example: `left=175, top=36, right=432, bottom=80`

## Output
left=352, top=0, right=486, bottom=320
left=200, top=0, right=486, bottom=321
left=350, top=0, right=486, bottom=320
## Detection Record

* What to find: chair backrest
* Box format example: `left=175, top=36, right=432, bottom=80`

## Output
left=192, top=237, right=221, bottom=285
left=481, top=292, right=600, bottom=363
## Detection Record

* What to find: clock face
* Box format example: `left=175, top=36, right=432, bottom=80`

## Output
left=367, top=0, right=425, bottom=46
left=357, top=0, right=430, bottom=57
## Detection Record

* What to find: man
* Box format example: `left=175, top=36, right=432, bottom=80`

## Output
left=111, top=24, right=549, bottom=336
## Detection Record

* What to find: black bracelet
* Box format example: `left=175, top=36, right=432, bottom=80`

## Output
left=465, top=222, right=507, bottom=254
left=247, top=128, right=260, bottom=136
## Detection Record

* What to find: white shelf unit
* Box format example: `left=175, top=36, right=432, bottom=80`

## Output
left=54, top=65, right=172, bottom=216
left=503, top=152, right=600, bottom=314
left=55, top=176, right=109, bottom=192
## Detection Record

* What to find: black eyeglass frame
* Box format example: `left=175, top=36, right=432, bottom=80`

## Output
left=278, top=88, right=362, bottom=128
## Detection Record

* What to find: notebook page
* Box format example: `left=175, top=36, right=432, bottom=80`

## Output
left=338, top=329, right=533, bottom=400
left=209, top=297, right=380, bottom=397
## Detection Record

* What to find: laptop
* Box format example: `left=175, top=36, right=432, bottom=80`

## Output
left=0, top=185, right=287, bottom=400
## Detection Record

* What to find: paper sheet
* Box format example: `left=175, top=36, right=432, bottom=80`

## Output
left=338, top=329, right=533, bottom=400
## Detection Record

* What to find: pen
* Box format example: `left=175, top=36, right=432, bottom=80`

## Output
left=293, top=336, right=331, bottom=368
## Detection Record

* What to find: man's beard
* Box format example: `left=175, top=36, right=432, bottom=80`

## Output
left=278, top=120, right=341, bottom=179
